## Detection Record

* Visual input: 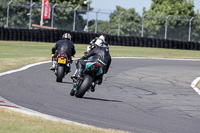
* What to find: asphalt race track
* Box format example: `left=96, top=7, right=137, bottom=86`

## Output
left=1, top=58, right=200, bottom=133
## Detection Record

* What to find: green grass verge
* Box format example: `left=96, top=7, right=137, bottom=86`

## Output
left=111, top=45, right=200, bottom=59
left=1, top=41, right=200, bottom=73
left=0, top=108, right=127, bottom=133
left=0, top=41, right=85, bottom=73
left=0, top=40, right=200, bottom=133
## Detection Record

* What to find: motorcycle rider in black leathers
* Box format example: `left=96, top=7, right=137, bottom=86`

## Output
left=71, top=35, right=111, bottom=91
left=50, top=33, right=76, bottom=70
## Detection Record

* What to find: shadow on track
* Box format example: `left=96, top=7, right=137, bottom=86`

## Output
left=58, top=81, right=73, bottom=84
left=83, top=97, right=122, bottom=103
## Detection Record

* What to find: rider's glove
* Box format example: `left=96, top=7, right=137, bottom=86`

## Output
left=81, top=55, right=87, bottom=60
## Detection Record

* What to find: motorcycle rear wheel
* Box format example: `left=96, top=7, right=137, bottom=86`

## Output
left=56, top=65, right=64, bottom=82
left=75, top=75, right=92, bottom=98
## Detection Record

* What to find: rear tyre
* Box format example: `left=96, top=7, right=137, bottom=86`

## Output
left=56, top=65, right=64, bottom=82
left=75, top=75, right=92, bottom=98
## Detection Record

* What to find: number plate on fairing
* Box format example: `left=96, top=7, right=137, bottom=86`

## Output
left=58, top=58, right=66, bottom=64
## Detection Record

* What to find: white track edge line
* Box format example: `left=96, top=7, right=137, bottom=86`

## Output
left=0, top=61, right=51, bottom=77
left=0, top=96, right=94, bottom=128
left=191, top=77, right=200, bottom=95
left=112, top=57, right=200, bottom=61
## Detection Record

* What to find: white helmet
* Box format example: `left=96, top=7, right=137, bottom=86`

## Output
left=99, top=35, right=105, bottom=41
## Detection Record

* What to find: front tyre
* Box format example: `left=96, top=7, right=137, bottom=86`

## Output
left=56, top=65, right=64, bottom=82
left=75, top=75, right=92, bottom=98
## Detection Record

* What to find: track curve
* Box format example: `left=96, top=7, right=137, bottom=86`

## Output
left=1, top=58, right=200, bottom=133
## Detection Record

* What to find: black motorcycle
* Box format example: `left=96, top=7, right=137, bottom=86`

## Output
left=54, top=53, right=71, bottom=82
left=70, top=61, right=103, bottom=98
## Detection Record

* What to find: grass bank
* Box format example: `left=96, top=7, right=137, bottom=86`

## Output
left=1, top=41, right=200, bottom=73
left=0, top=108, right=127, bottom=133
left=0, top=41, right=85, bottom=73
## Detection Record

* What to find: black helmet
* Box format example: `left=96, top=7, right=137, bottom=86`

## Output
left=62, top=33, right=71, bottom=40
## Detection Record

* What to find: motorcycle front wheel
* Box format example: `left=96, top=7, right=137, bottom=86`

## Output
left=75, top=75, right=93, bottom=98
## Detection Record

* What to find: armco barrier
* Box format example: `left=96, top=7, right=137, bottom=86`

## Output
left=0, top=27, right=200, bottom=50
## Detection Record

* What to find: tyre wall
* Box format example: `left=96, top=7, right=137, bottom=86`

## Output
left=0, top=27, right=200, bottom=50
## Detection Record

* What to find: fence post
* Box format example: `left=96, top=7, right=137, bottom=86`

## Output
left=29, top=1, right=35, bottom=29
left=51, top=4, right=58, bottom=28
left=118, top=11, right=124, bottom=36
left=188, top=17, right=194, bottom=41
left=141, top=13, right=147, bottom=37
left=165, top=15, right=171, bottom=39
left=73, top=6, right=79, bottom=31
left=84, top=0, right=91, bottom=32
left=95, top=9, right=101, bottom=33
left=6, top=0, right=12, bottom=28
left=40, top=0, right=44, bottom=26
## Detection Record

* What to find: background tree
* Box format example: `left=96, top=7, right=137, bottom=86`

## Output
left=31, top=0, right=89, bottom=30
left=0, top=1, right=9, bottom=27
left=143, top=0, right=197, bottom=40
left=0, top=0, right=89, bottom=30
left=89, top=6, right=141, bottom=36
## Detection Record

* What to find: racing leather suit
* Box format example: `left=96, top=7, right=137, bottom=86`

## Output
left=75, top=46, right=111, bottom=80
left=52, top=39, right=76, bottom=62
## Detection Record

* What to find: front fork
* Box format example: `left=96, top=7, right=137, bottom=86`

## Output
left=72, top=77, right=83, bottom=91
left=72, top=78, right=77, bottom=92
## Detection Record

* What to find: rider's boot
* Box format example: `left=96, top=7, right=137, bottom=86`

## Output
left=67, top=63, right=71, bottom=73
left=70, top=88, right=76, bottom=96
left=71, top=68, right=82, bottom=79
left=50, top=61, right=56, bottom=70
left=95, top=77, right=102, bottom=85
left=90, top=82, right=96, bottom=92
